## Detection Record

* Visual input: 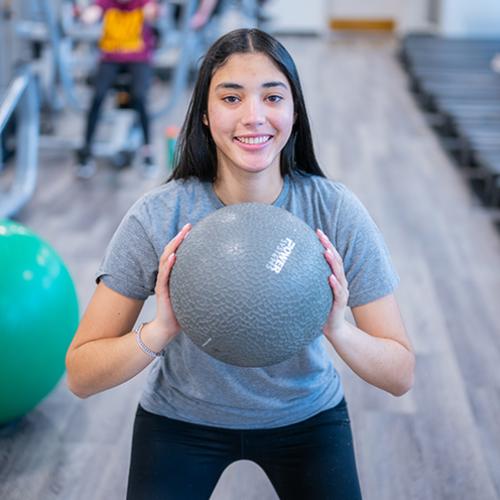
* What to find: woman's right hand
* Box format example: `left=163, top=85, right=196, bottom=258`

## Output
left=80, top=5, right=103, bottom=25
left=148, top=223, right=192, bottom=344
left=66, top=224, right=191, bottom=397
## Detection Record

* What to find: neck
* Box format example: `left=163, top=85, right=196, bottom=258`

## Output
left=213, top=169, right=284, bottom=205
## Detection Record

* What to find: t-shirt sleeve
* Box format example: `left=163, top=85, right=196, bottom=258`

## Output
left=96, top=204, right=159, bottom=300
left=334, top=186, right=399, bottom=308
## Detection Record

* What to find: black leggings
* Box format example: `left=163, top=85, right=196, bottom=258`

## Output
left=83, top=61, right=152, bottom=154
left=126, top=399, right=362, bottom=500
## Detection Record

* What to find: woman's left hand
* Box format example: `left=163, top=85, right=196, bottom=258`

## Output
left=316, top=229, right=349, bottom=342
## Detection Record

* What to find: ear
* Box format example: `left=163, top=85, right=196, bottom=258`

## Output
left=202, top=113, right=209, bottom=126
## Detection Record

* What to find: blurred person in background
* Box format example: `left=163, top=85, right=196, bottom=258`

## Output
left=76, top=0, right=160, bottom=178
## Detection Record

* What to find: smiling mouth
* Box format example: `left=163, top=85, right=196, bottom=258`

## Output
left=235, top=135, right=272, bottom=145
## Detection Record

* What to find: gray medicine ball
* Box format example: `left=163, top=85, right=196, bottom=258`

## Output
left=169, top=203, right=333, bottom=367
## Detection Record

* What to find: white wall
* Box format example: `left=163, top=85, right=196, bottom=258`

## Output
left=266, top=0, right=500, bottom=37
left=266, top=0, right=432, bottom=34
left=328, top=0, right=400, bottom=18
left=328, top=0, right=433, bottom=33
left=439, top=0, right=500, bottom=37
left=266, top=0, right=328, bottom=34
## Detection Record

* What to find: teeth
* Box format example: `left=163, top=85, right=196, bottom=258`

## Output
left=237, top=136, right=270, bottom=145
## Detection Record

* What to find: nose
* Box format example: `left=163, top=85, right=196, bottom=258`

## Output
left=241, top=97, right=265, bottom=127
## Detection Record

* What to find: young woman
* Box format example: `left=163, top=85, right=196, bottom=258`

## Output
left=66, top=28, right=415, bottom=500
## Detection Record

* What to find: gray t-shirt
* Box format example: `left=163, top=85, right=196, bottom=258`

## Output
left=97, top=171, right=399, bottom=429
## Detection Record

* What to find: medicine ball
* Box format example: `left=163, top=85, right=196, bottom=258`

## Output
left=169, top=203, right=332, bottom=367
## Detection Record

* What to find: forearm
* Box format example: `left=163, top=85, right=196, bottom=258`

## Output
left=197, top=0, right=218, bottom=16
left=328, top=321, right=415, bottom=396
left=190, top=0, right=218, bottom=28
left=66, top=322, right=170, bottom=398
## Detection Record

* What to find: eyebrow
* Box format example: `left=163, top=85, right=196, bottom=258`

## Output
left=214, top=81, right=289, bottom=91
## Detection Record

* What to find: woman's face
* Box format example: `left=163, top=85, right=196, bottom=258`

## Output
left=204, top=52, right=295, bottom=178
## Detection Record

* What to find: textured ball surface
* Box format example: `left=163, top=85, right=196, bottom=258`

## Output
left=169, top=203, right=333, bottom=367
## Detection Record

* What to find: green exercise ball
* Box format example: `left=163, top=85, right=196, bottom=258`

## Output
left=0, top=220, right=79, bottom=425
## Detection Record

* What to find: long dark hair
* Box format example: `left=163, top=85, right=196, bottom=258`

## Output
left=169, top=28, right=325, bottom=181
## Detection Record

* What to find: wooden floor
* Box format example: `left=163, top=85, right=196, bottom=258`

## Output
left=1, top=33, right=500, bottom=500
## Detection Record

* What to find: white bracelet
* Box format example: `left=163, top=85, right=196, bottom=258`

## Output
left=134, top=322, right=165, bottom=358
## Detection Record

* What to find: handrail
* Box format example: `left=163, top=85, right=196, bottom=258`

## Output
left=0, top=66, right=39, bottom=218
left=0, top=75, right=29, bottom=130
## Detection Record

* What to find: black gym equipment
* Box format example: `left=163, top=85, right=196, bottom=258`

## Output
left=400, top=33, right=500, bottom=210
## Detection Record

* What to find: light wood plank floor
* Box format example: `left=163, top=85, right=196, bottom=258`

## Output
left=1, top=33, right=500, bottom=500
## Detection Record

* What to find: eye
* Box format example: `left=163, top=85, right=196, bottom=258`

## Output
left=266, top=95, right=283, bottom=103
left=223, top=95, right=240, bottom=104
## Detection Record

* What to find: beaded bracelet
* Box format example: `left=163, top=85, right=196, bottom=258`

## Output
left=134, top=322, right=165, bottom=358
